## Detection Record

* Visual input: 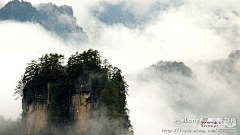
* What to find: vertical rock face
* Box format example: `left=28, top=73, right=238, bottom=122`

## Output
left=22, top=81, right=96, bottom=134
left=22, top=83, right=53, bottom=135
left=25, top=102, right=49, bottom=135
left=71, top=93, right=92, bottom=131
left=70, top=74, right=99, bottom=132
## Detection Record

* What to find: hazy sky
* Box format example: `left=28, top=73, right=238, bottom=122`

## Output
left=1, top=0, right=240, bottom=134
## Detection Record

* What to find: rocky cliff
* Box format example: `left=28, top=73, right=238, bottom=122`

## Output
left=22, top=82, right=96, bottom=134
left=71, top=93, right=92, bottom=131
left=19, top=50, right=133, bottom=135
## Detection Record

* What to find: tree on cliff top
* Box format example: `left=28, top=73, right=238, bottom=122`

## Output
left=15, top=49, right=133, bottom=134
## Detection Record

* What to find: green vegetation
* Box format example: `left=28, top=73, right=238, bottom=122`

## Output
left=15, top=49, right=133, bottom=134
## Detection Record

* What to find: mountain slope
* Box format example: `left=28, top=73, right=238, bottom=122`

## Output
left=0, top=0, right=88, bottom=43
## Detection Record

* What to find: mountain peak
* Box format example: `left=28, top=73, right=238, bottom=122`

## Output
left=0, top=0, right=37, bottom=22
left=0, top=1, right=88, bottom=43
left=37, top=3, right=73, bottom=16
left=150, top=61, right=192, bottom=76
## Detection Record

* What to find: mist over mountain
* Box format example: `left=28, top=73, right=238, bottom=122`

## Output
left=128, top=50, right=240, bottom=134
left=148, top=61, right=192, bottom=76
left=92, top=1, right=182, bottom=28
left=1, top=0, right=240, bottom=135
left=207, top=50, right=240, bottom=90
left=229, top=50, right=240, bottom=62
left=0, top=0, right=88, bottom=43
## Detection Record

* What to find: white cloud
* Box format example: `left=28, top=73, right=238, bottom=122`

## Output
left=1, top=0, right=240, bottom=134
left=0, top=21, right=72, bottom=119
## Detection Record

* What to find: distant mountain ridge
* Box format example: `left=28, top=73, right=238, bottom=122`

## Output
left=0, top=0, right=88, bottom=43
left=148, top=61, right=193, bottom=77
